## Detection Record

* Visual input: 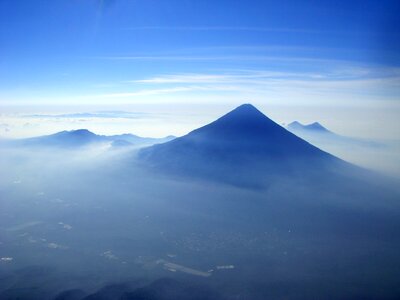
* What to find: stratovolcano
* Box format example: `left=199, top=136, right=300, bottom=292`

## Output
left=138, top=104, right=351, bottom=187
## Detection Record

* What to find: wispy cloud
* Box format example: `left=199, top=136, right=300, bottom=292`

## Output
left=82, top=87, right=197, bottom=99
left=133, top=71, right=335, bottom=84
left=120, top=26, right=386, bottom=37
left=120, top=26, right=321, bottom=34
left=93, top=55, right=342, bottom=63
left=0, top=123, right=10, bottom=133
left=24, top=111, right=150, bottom=119
left=60, top=65, right=400, bottom=105
left=133, top=67, right=400, bottom=87
left=118, top=67, right=400, bottom=104
left=12, top=64, right=398, bottom=107
left=79, top=85, right=247, bottom=101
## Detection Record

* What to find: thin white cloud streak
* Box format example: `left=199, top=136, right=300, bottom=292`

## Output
left=77, top=66, right=400, bottom=102
left=23, top=111, right=151, bottom=119
left=92, top=55, right=398, bottom=72
left=80, top=87, right=194, bottom=99
left=133, top=72, right=324, bottom=84
left=133, top=72, right=366, bottom=85
left=79, top=86, right=243, bottom=100
left=94, top=55, right=274, bottom=61
left=120, top=26, right=321, bottom=34
left=3, top=66, right=398, bottom=107
left=119, top=26, right=375, bottom=36
left=78, top=80, right=399, bottom=104
left=180, top=45, right=333, bottom=52
left=132, top=69, right=400, bottom=89
left=120, top=26, right=391, bottom=38
left=92, top=55, right=349, bottom=64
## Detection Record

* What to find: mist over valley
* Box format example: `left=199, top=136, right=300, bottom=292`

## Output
left=1, top=104, right=400, bottom=299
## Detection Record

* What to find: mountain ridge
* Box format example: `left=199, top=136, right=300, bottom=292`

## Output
left=288, top=121, right=332, bottom=134
left=6, top=129, right=175, bottom=148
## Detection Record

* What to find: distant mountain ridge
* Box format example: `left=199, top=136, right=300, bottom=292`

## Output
left=6, top=129, right=175, bottom=148
left=287, top=120, right=382, bottom=149
left=288, top=121, right=333, bottom=134
left=139, top=104, right=353, bottom=188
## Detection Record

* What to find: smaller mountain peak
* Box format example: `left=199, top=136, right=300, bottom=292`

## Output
left=287, top=121, right=305, bottom=130
left=288, top=121, right=303, bottom=127
left=68, top=129, right=95, bottom=136
left=52, top=129, right=97, bottom=140
left=289, top=121, right=301, bottom=125
left=306, top=122, right=328, bottom=132
left=288, top=121, right=331, bottom=133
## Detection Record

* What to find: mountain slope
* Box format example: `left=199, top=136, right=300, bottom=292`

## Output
left=139, top=104, right=352, bottom=187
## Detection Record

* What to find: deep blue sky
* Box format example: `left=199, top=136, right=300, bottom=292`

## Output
left=1, top=0, right=399, bottom=60
left=0, top=0, right=399, bottom=138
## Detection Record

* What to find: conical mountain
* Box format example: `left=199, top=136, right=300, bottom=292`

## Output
left=138, top=104, right=350, bottom=187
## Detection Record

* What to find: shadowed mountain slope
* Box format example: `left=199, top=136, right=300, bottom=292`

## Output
left=139, top=104, right=353, bottom=187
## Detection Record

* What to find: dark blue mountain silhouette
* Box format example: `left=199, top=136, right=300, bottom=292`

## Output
left=139, top=104, right=352, bottom=188
left=9, top=129, right=175, bottom=148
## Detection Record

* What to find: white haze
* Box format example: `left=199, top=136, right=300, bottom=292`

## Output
left=0, top=141, right=400, bottom=299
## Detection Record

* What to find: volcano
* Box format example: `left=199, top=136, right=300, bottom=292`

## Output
left=138, top=104, right=352, bottom=187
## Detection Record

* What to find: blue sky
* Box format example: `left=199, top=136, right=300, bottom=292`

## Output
left=0, top=0, right=399, bottom=138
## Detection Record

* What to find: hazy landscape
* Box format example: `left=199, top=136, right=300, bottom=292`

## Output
left=1, top=0, right=400, bottom=299
left=1, top=104, right=400, bottom=299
